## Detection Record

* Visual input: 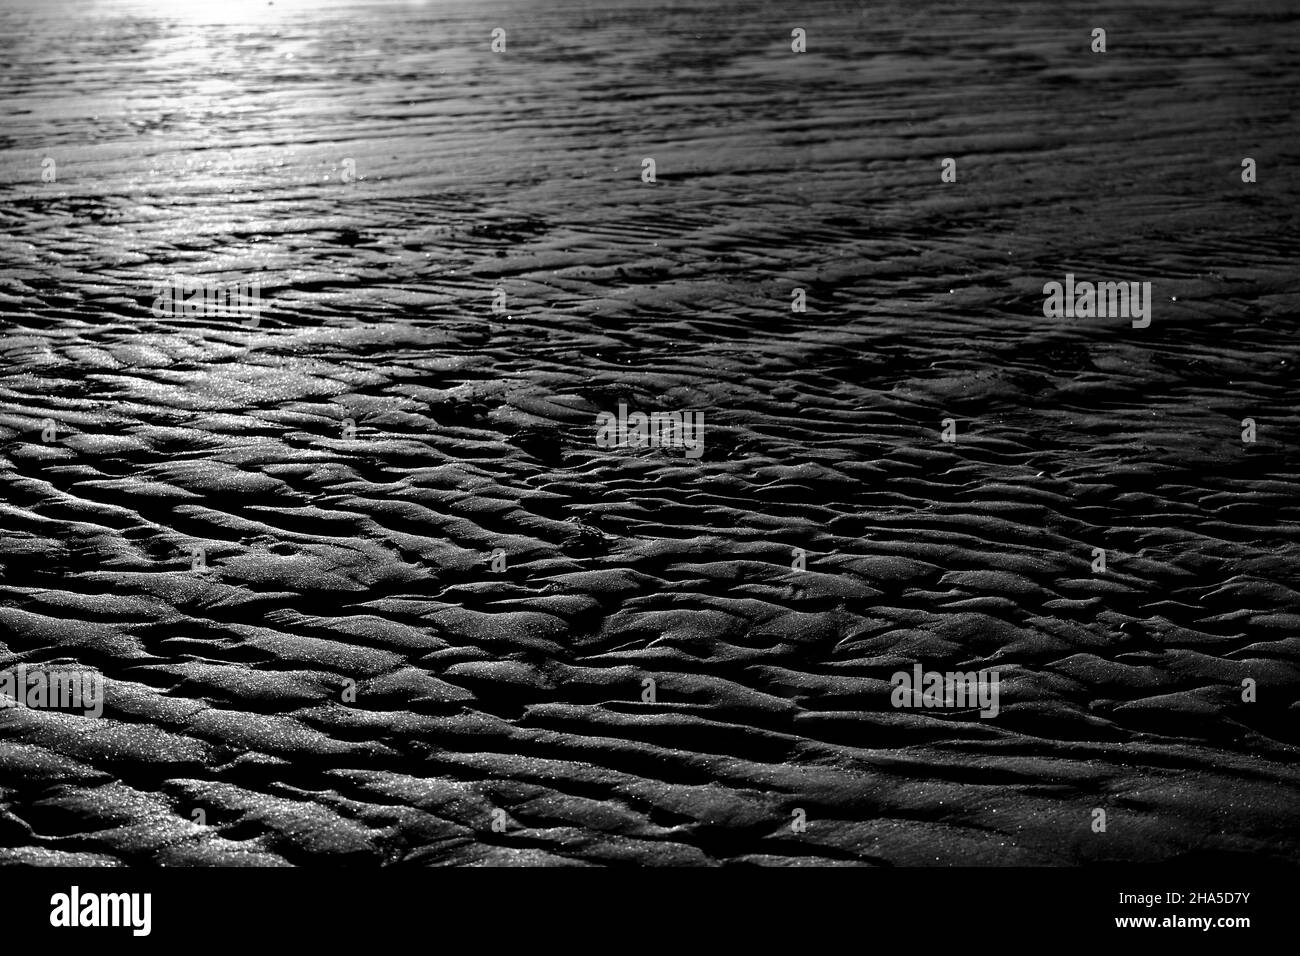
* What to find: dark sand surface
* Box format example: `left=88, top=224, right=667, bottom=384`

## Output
left=0, top=0, right=1298, bottom=865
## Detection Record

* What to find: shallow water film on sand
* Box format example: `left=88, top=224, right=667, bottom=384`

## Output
left=0, top=0, right=1298, bottom=868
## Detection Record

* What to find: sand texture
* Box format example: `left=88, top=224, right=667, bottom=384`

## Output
left=0, top=0, right=1298, bottom=865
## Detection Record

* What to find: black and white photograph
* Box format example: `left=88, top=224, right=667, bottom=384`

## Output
left=0, top=0, right=1295, bottom=939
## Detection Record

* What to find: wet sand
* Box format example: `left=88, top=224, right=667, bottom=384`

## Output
left=0, top=0, right=1298, bottom=865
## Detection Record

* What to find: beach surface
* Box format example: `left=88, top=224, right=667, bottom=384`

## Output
left=0, top=0, right=1298, bottom=865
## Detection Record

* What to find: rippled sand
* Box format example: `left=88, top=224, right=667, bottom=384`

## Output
left=0, top=0, right=1298, bottom=865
